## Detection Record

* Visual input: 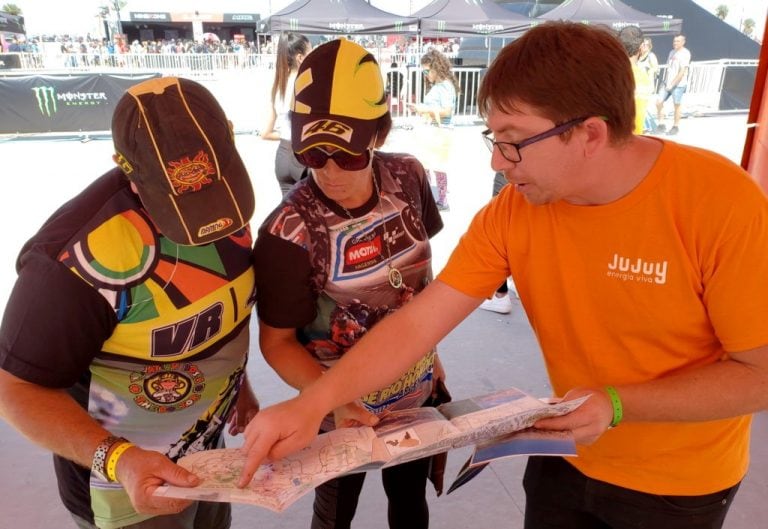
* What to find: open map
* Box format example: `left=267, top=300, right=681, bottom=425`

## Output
left=155, top=387, right=587, bottom=512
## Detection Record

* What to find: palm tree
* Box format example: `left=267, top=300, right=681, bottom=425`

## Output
left=741, top=18, right=756, bottom=38
left=1, top=3, right=22, bottom=15
left=99, top=1, right=126, bottom=36
left=715, top=4, right=729, bottom=20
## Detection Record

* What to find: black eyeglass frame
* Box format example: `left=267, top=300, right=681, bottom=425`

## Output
left=481, top=116, right=589, bottom=164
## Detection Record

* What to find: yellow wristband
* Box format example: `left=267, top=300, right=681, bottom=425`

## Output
left=605, top=386, right=623, bottom=428
left=106, top=441, right=135, bottom=483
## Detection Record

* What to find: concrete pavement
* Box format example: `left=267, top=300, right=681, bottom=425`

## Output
left=0, top=113, right=766, bottom=528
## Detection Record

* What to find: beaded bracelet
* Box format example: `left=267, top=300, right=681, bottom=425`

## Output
left=605, top=385, right=623, bottom=428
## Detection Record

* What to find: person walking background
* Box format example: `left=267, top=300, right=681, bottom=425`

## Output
left=261, top=31, right=312, bottom=196
left=618, top=26, right=653, bottom=135
left=477, top=171, right=516, bottom=315
left=638, top=37, right=659, bottom=133
left=252, top=39, right=446, bottom=529
left=655, top=34, right=691, bottom=135
left=409, top=48, right=459, bottom=211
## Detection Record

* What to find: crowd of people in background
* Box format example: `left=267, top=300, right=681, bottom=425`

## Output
left=1, top=32, right=460, bottom=67
left=1, top=33, right=263, bottom=68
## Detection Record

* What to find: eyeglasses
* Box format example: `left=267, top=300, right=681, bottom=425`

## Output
left=422, top=67, right=431, bottom=74
left=481, top=117, right=589, bottom=164
left=295, top=147, right=371, bottom=171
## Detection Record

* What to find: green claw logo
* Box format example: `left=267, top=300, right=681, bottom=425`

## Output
left=32, top=86, right=57, bottom=117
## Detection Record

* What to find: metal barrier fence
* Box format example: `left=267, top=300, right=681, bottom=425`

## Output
left=0, top=51, right=757, bottom=120
left=0, top=50, right=447, bottom=75
left=656, top=59, right=758, bottom=114
left=0, top=51, right=276, bottom=72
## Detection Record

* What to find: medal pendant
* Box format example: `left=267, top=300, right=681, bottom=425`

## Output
left=388, top=267, right=403, bottom=289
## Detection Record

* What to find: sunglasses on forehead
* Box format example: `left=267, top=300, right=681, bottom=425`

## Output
left=294, top=147, right=372, bottom=171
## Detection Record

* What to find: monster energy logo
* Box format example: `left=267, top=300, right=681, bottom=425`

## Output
left=32, top=86, right=57, bottom=117
left=394, top=21, right=403, bottom=32
left=472, top=23, right=503, bottom=34
left=329, top=22, right=364, bottom=31
left=437, top=20, right=446, bottom=32
left=32, top=86, right=108, bottom=118
left=290, top=18, right=298, bottom=30
left=663, top=20, right=670, bottom=31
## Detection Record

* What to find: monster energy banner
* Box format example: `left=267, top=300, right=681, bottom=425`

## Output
left=0, top=73, right=160, bottom=134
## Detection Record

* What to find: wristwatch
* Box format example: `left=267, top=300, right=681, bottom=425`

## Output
left=91, top=435, right=126, bottom=482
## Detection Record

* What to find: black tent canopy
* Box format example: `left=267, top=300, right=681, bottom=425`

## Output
left=265, top=0, right=418, bottom=35
left=0, top=11, right=25, bottom=35
left=538, top=0, right=683, bottom=36
left=413, top=0, right=533, bottom=38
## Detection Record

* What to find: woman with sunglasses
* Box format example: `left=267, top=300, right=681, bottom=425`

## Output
left=408, top=48, right=459, bottom=211
left=252, top=39, right=446, bottom=529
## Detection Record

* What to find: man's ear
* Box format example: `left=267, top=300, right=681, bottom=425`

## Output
left=582, top=117, right=609, bottom=158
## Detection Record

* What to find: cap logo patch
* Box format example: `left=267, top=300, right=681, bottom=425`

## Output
left=301, top=119, right=353, bottom=143
left=167, top=150, right=216, bottom=195
left=115, top=152, right=134, bottom=175
left=198, top=218, right=234, bottom=238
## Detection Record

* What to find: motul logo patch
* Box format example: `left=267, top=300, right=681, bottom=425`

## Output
left=301, top=119, right=353, bottom=143
left=346, top=237, right=382, bottom=265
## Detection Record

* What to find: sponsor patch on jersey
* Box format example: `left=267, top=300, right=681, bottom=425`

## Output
left=129, top=362, right=206, bottom=412
left=345, top=235, right=383, bottom=266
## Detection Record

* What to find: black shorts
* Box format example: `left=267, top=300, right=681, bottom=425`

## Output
left=523, top=456, right=740, bottom=529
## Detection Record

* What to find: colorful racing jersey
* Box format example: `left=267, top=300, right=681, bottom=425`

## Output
left=0, top=168, right=255, bottom=528
left=254, top=152, right=442, bottom=429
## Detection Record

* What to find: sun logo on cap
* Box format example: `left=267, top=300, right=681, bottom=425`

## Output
left=167, top=150, right=216, bottom=194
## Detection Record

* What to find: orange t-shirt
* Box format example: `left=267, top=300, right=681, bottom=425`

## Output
left=438, top=140, right=768, bottom=495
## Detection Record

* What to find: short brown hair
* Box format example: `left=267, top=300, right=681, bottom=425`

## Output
left=478, top=21, right=635, bottom=142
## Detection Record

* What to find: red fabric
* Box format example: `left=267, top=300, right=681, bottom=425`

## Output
left=742, top=16, right=768, bottom=192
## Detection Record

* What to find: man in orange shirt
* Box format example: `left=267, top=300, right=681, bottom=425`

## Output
left=239, top=22, right=768, bottom=529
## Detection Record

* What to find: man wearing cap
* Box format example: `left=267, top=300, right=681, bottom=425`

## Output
left=240, top=23, right=768, bottom=529
left=0, top=77, right=259, bottom=529
left=252, top=39, right=445, bottom=529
